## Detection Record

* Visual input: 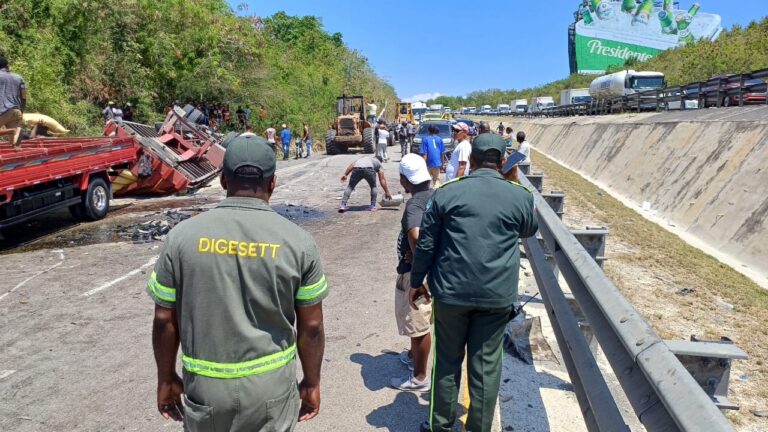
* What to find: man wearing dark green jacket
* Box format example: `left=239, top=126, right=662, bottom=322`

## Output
left=409, top=133, right=538, bottom=432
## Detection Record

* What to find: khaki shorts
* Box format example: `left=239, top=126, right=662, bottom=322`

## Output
left=0, top=109, right=22, bottom=130
left=428, top=167, right=441, bottom=187
left=395, top=273, right=432, bottom=337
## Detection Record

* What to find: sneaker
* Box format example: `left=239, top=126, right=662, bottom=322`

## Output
left=399, top=351, right=414, bottom=371
left=338, top=205, right=347, bottom=213
left=370, top=205, right=378, bottom=212
left=390, top=374, right=430, bottom=391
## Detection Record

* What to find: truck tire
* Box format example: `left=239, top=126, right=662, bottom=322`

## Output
left=387, top=133, right=394, bottom=147
left=70, top=177, right=110, bottom=221
left=325, top=130, right=340, bottom=155
left=362, top=128, right=375, bottom=154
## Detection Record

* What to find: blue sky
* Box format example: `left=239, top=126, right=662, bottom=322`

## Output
left=229, top=1, right=767, bottom=100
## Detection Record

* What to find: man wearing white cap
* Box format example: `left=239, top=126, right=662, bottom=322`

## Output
left=445, top=122, right=471, bottom=181
left=390, top=153, right=433, bottom=391
left=280, top=123, right=292, bottom=160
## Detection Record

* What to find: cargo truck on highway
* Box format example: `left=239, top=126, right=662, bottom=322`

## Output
left=530, top=97, right=555, bottom=113
left=589, top=70, right=666, bottom=100
left=560, top=88, right=592, bottom=106
left=513, top=99, right=528, bottom=113
left=497, top=104, right=511, bottom=115
left=0, top=137, right=139, bottom=230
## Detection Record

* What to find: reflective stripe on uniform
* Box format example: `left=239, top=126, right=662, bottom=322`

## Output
left=296, top=275, right=328, bottom=301
left=148, top=271, right=176, bottom=302
left=182, top=344, right=297, bottom=379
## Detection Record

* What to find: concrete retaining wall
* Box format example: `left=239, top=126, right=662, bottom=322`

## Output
left=504, top=110, right=768, bottom=282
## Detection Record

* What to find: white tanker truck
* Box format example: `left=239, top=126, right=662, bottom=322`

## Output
left=589, top=70, right=666, bottom=100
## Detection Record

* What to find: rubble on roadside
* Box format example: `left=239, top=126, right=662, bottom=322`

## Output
left=115, top=208, right=203, bottom=243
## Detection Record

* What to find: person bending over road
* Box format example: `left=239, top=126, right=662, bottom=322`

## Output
left=339, top=156, right=392, bottom=213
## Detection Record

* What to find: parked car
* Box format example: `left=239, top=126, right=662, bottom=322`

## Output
left=452, top=118, right=478, bottom=136
left=702, top=77, right=767, bottom=107
left=411, top=121, right=454, bottom=158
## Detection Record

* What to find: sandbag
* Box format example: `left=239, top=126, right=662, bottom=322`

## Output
left=22, top=113, right=70, bottom=134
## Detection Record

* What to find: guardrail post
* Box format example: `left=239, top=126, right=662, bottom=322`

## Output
left=571, top=227, right=608, bottom=268
left=527, top=173, right=544, bottom=192
left=542, top=191, right=565, bottom=220
left=665, top=336, right=748, bottom=411
left=518, top=162, right=531, bottom=176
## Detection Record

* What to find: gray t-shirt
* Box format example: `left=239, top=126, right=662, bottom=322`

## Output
left=353, top=157, right=382, bottom=172
left=0, top=69, right=25, bottom=114
left=397, top=189, right=435, bottom=274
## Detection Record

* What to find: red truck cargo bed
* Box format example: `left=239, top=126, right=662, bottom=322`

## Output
left=0, top=137, right=138, bottom=203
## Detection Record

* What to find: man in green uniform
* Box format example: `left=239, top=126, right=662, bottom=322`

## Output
left=409, top=133, right=538, bottom=432
left=148, top=135, right=328, bottom=432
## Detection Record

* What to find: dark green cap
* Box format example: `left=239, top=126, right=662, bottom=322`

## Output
left=471, top=133, right=507, bottom=156
left=223, top=135, right=276, bottom=179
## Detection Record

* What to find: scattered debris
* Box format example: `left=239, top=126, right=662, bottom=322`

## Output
left=677, top=287, right=695, bottom=296
left=751, top=409, right=768, bottom=418
left=504, top=314, right=558, bottom=365
left=737, top=374, right=748, bottom=382
left=115, top=209, right=197, bottom=243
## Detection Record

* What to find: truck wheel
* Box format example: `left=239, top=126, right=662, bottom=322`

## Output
left=723, top=97, right=732, bottom=107
left=362, top=128, right=375, bottom=154
left=325, top=130, right=339, bottom=155
left=387, top=134, right=394, bottom=147
left=71, top=177, right=110, bottom=221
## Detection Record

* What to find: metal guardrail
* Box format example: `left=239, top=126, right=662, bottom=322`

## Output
left=517, top=171, right=743, bottom=432
left=469, top=68, right=768, bottom=118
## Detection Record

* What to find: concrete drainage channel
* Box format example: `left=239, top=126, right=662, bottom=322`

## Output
left=515, top=163, right=747, bottom=432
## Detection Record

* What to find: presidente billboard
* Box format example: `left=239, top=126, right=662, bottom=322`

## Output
left=573, top=0, right=723, bottom=74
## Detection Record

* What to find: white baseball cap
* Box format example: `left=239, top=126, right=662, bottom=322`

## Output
left=399, top=153, right=431, bottom=185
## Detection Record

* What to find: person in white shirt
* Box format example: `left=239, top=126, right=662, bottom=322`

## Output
left=376, top=122, right=390, bottom=162
left=264, top=125, right=277, bottom=152
left=445, top=122, right=471, bottom=181
left=516, top=131, right=532, bottom=164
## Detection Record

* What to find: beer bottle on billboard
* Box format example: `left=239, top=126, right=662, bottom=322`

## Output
left=659, top=10, right=678, bottom=34
left=676, top=3, right=700, bottom=32
left=663, top=0, right=673, bottom=13
left=621, top=0, right=636, bottom=14
left=679, top=29, right=695, bottom=44
left=581, top=7, right=595, bottom=25
left=591, top=0, right=614, bottom=20
left=632, top=0, right=654, bottom=26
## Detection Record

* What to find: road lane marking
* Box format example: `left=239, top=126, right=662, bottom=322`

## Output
left=0, top=261, right=64, bottom=303
left=82, top=256, right=158, bottom=296
left=0, top=370, right=16, bottom=380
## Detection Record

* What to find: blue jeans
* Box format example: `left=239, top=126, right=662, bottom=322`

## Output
left=305, top=138, right=312, bottom=157
left=282, top=141, right=290, bottom=158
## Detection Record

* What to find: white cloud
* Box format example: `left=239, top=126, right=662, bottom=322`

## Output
left=402, top=92, right=442, bottom=103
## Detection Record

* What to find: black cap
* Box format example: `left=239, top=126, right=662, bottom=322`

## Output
left=223, top=135, right=276, bottom=179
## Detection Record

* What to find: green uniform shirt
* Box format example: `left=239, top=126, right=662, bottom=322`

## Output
left=410, top=168, right=538, bottom=308
left=147, top=197, right=328, bottom=379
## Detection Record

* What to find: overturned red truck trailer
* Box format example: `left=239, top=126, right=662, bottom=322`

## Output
left=0, top=107, right=225, bottom=231
left=106, top=107, right=225, bottom=196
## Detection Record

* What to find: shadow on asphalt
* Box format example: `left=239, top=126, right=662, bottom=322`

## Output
left=350, top=352, right=430, bottom=431
left=366, top=392, right=426, bottom=432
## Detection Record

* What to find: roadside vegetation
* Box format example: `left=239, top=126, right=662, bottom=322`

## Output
left=532, top=149, right=768, bottom=429
left=428, top=17, right=768, bottom=108
left=0, top=1, right=396, bottom=136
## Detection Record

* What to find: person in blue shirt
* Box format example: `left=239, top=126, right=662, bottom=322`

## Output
left=419, top=124, right=446, bottom=187
left=280, top=124, right=292, bottom=160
